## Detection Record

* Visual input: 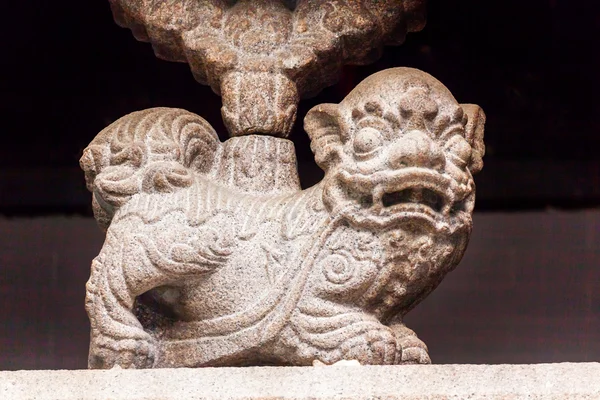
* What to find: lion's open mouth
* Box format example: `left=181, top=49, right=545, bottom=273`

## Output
left=373, top=184, right=459, bottom=223
left=376, top=187, right=469, bottom=223
left=381, top=188, right=445, bottom=213
left=346, top=169, right=458, bottom=216
left=331, top=168, right=472, bottom=230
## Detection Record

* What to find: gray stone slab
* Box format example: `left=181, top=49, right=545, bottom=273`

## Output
left=2, top=363, right=600, bottom=399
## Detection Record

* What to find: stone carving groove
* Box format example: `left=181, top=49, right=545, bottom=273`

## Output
left=81, top=67, right=486, bottom=368
left=108, top=0, right=426, bottom=137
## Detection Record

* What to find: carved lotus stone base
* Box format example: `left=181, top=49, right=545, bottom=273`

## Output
left=107, top=0, right=427, bottom=137
left=80, top=68, right=485, bottom=368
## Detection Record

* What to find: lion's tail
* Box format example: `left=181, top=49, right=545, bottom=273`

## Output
left=80, top=108, right=220, bottom=231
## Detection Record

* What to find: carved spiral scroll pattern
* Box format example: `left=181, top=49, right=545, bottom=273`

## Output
left=107, top=0, right=426, bottom=137
left=321, top=254, right=353, bottom=284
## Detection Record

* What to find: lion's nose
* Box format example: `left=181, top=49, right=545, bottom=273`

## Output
left=388, top=130, right=446, bottom=170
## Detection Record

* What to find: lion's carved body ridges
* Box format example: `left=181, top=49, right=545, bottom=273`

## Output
left=113, top=176, right=326, bottom=236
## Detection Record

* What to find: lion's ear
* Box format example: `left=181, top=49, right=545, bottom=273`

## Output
left=304, top=103, right=347, bottom=171
left=461, top=104, right=486, bottom=174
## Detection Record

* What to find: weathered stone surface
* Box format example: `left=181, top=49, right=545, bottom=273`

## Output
left=107, top=0, right=427, bottom=137
left=80, top=67, right=485, bottom=369
left=3, top=364, right=600, bottom=399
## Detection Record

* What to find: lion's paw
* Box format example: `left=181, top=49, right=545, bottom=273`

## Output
left=339, top=329, right=397, bottom=365
left=89, top=335, right=157, bottom=369
left=399, top=344, right=431, bottom=364
left=389, top=323, right=432, bottom=364
left=397, top=335, right=431, bottom=364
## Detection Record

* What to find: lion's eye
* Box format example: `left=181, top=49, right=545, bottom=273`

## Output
left=353, top=127, right=383, bottom=156
left=445, top=135, right=472, bottom=167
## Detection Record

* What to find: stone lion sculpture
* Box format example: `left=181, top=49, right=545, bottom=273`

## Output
left=80, top=67, right=485, bottom=369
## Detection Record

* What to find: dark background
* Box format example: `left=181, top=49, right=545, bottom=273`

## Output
left=1, top=0, right=599, bottom=369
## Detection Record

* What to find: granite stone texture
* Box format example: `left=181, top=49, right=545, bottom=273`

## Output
left=107, top=0, right=427, bottom=137
left=80, top=67, right=485, bottom=369
left=2, top=364, right=600, bottom=399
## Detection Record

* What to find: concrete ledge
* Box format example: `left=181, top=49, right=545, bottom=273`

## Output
left=1, top=363, right=599, bottom=399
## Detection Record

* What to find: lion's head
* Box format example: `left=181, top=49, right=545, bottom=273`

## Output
left=305, top=68, right=485, bottom=237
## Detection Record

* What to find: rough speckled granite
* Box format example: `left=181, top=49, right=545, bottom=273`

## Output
left=80, top=68, right=485, bottom=369
left=107, top=0, right=427, bottom=137
left=2, top=364, right=600, bottom=399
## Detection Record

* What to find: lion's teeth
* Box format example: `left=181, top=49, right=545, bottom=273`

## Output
left=372, top=186, right=385, bottom=210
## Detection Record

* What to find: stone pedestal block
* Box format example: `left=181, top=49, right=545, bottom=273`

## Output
left=2, top=363, right=599, bottom=399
